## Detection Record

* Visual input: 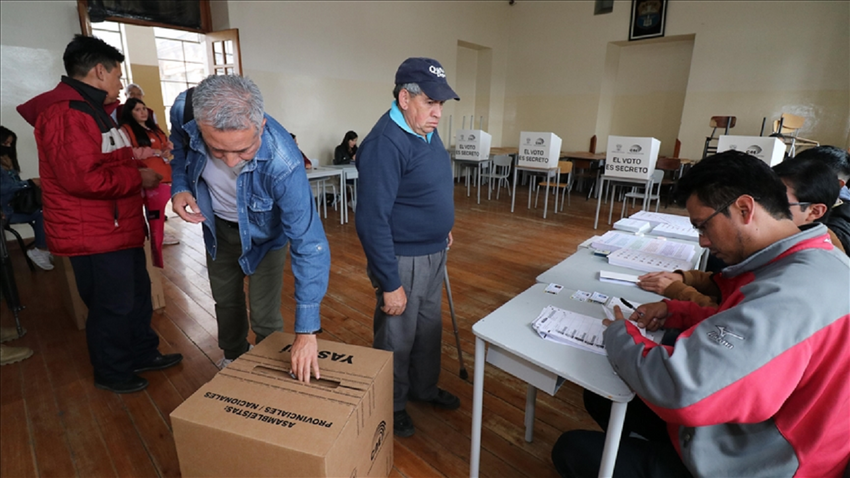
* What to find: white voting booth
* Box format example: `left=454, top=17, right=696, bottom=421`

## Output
left=717, top=136, right=785, bottom=166
left=594, top=136, right=661, bottom=229
left=517, top=131, right=562, bottom=169
left=455, top=129, right=492, bottom=160
left=454, top=129, right=493, bottom=204
left=512, top=132, right=563, bottom=219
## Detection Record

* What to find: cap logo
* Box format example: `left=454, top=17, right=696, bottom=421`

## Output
left=429, top=65, right=446, bottom=78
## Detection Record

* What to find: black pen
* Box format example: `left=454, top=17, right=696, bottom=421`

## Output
left=619, top=298, right=645, bottom=317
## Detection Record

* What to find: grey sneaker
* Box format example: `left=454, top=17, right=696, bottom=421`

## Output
left=217, top=344, right=252, bottom=369
left=27, top=248, right=54, bottom=271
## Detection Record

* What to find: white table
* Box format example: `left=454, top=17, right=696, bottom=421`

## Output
left=593, top=176, right=653, bottom=229
left=453, top=157, right=491, bottom=204
left=511, top=164, right=561, bottom=219
left=327, top=164, right=357, bottom=223
left=470, top=283, right=634, bottom=478
left=306, top=167, right=345, bottom=225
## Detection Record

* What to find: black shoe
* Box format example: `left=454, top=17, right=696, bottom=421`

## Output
left=133, top=353, right=183, bottom=373
left=394, top=410, right=415, bottom=437
left=410, top=388, right=460, bottom=410
left=94, top=375, right=149, bottom=394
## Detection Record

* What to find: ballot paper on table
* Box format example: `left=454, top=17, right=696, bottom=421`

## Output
left=531, top=302, right=661, bottom=356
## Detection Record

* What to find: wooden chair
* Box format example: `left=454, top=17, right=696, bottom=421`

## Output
left=771, top=113, right=819, bottom=158
left=570, top=159, right=601, bottom=200
left=654, top=156, right=682, bottom=208
left=535, top=160, right=574, bottom=211
left=703, top=116, right=736, bottom=159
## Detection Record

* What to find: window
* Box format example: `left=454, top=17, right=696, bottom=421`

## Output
left=154, top=27, right=207, bottom=128
left=91, top=21, right=132, bottom=99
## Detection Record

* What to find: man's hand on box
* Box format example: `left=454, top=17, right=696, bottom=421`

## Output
left=290, top=333, right=320, bottom=383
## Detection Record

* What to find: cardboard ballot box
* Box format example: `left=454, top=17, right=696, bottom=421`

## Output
left=454, top=129, right=492, bottom=161
left=517, top=131, right=562, bottom=169
left=604, top=136, right=661, bottom=180
left=717, top=135, right=785, bottom=166
left=171, top=332, right=393, bottom=478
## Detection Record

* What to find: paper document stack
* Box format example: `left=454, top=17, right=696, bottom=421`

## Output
left=531, top=305, right=607, bottom=355
left=591, top=231, right=696, bottom=262
left=613, top=218, right=652, bottom=234
left=629, top=210, right=693, bottom=228
left=607, top=248, right=693, bottom=273
left=651, top=222, right=699, bottom=241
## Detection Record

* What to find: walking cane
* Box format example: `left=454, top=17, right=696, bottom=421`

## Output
left=443, top=256, right=469, bottom=380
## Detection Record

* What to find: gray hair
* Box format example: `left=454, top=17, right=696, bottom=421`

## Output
left=192, top=75, right=264, bottom=132
left=392, top=82, right=422, bottom=101
left=124, top=83, right=143, bottom=96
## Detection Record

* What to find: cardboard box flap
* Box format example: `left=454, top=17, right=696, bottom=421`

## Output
left=171, top=376, right=351, bottom=454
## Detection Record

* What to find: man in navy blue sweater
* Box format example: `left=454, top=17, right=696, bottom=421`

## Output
left=355, top=58, right=460, bottom=437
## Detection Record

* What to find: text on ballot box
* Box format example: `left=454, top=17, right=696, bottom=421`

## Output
left=717, top=136, right=785, bottom=166
left=604, top=136, right=661, bottom=180
left=517, top=132, right=562, bottom=169
left=455, top=129, right=492, bottom=160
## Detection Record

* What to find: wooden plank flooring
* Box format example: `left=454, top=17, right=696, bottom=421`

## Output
left=0, top=182, right=687, bottom=477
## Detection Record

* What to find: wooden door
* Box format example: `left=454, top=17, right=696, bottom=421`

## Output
left=205, top=28, right=241, bottom=76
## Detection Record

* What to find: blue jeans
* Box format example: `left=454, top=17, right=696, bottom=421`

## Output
left=8, top=210, right=47, bottom=249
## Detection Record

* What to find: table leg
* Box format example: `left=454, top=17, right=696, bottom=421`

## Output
left=340, top=172, right=346, bottom=225
left=511, top=166, right=518, bottom=213
left=594, top=178, right=605, bottom=229
left=608, top=182, right=615, bottom=225
left=524, top=384, right=537, bottom=443
left=543, top=179, right=550, bottom=219
left=598, top=401, right=628, bottom=478
left=470, top=337, right=486, bottom=478
left=477, top=163, right=482, bottom=204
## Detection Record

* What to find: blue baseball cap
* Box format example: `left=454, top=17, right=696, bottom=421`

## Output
left=395, top=57, right=460, bottom=102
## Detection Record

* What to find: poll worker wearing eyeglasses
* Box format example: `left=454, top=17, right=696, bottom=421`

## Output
left=552, top=151, right=850, bottom=477
left=169, top=75, right=330, bottom=382
left=637, top=154, right=846, bottom=308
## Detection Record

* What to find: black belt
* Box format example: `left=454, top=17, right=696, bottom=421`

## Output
left=216, top=216, right=239, bottom=229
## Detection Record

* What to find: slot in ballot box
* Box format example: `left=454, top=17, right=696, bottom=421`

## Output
left=603, top=136, right=661, bottom=180
left=717, top=136, right=785, bottom=166
left=454, top=129, right=492, bottom=160
left=517, top=132, right=562, bottom=169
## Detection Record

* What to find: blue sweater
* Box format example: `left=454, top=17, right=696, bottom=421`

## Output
left=355, top=110, right=454, bottom=292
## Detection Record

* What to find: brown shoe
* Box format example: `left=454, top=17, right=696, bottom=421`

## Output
left=0, top=345, right=34, bottom=365
left=0, top=327, right=24, bottom=344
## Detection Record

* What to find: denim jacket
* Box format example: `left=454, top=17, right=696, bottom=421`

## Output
left=169, top=91, right=330, bottom=333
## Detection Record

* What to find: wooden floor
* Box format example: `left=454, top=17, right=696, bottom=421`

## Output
left=0, top=181, right=687, bottom=478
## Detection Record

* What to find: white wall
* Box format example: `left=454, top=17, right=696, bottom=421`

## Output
left=504, top=0, right=849, bottom=158
left=1, top=1, right=80, bottom=180
left=221, top=1, right=512, bottom=164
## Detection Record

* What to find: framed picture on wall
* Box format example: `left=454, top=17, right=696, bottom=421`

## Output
left=629, top=0, right=668, bottom=41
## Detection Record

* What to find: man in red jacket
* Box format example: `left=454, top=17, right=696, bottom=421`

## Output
left=17, top=35, right=182, bottom=393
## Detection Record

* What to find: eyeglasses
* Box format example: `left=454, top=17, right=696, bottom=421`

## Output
left=788, top=202, right=812, bottom=209
left=692, top=198, right=737, bottom=236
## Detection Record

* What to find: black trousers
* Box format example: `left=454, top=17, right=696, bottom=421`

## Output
left=70, top=247, right=159, bottom=382
left=551, top=390, right=692, bottom=478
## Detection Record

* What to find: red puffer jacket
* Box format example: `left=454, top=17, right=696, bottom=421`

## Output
left=17, top=77, right=146, bottom=256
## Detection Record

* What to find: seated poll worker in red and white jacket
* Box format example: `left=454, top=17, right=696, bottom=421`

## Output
left=552, top=151, right=850, bottom=478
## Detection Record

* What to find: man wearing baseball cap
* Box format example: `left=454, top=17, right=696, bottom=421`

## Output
left=355, top=57, right=460, bottom=437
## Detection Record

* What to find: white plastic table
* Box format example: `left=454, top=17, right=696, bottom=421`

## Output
left=470, top=283, right=634, bottom=478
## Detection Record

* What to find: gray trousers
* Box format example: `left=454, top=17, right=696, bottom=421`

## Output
left=207, top=216, right=286, bottom=359
left=370, top=250, right=446, bottom=412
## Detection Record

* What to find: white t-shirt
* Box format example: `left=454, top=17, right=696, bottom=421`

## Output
left=200, top=152, right=246, bottom=222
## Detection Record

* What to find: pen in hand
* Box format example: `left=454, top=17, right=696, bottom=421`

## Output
left=619, top=298, right=641, bottom=314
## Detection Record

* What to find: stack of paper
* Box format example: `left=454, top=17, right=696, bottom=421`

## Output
left=591, top=231, right=696, bottom=263
left=599, top=270, right=640, bottom=286
left=531, top=305, right=607, bottom=355
left=629, top=210, right=693, bottom=228
left=607, top=247, right=693, bottom=273
left=613, top=218, right=652, bottom=234
left=651, top=222, right=699, bottom=241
